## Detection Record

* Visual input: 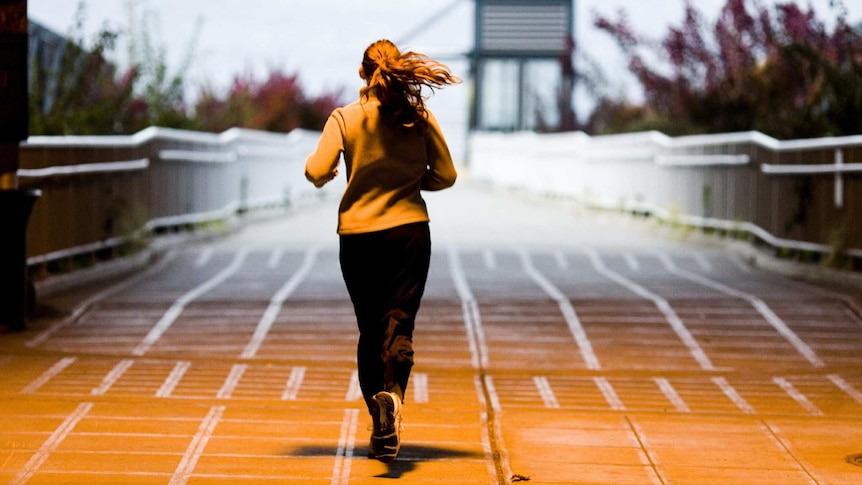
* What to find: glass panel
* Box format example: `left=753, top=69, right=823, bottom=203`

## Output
left=523, top=60, right=562, bottom=131
left=478, top=59, right=519, bottom=131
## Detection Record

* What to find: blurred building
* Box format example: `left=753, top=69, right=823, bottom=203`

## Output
left=28, top=19, right=68, bottom=114
left=470, top=0, right=575, bottom=132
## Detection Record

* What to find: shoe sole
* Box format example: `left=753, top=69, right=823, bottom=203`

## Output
left=370, top=392, right=401, bottom=463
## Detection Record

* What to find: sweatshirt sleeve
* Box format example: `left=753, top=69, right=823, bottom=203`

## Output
left=304, top=112, right=344, bottom=188
left=421, top=111, right=457, bottom=191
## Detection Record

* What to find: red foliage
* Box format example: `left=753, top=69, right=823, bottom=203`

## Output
left=191, top=70, right=343, bottom=133
left=592, top=0, right=862, bottom=138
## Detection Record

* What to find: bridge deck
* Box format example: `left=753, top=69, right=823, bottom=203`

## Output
left=2, top=182, right=861, bottom=484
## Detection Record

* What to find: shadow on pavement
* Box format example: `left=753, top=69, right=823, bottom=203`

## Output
left=287, top=443, right=483, bottom=478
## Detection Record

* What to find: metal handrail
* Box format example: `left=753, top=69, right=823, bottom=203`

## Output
left=469, top=129, right=862, bottom=263
left=19, top=126, right=333, bottom=270
left=762, top=163, right=862, bottom=175
left=17, top=159, right=150, bottom=178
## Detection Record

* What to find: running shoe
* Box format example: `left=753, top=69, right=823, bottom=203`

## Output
left=368, top=391, right=402, bottom=462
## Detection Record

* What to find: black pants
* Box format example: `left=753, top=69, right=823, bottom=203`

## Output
left=339, top=222, right=431, bottom=414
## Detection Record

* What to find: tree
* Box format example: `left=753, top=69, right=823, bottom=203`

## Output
left=29, top=6, right=138, bottom=135
left=591, top=0, right=862, bottom=138
left=191, top=70, right=342, bottom=133
left=29, top=1, right=341, bottom=136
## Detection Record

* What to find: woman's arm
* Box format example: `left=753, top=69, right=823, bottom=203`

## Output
left=421, top=111, right=457, bottom=191
left=305, top=113, right=344, bottom=188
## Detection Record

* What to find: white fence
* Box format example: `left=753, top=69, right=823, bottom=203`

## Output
left=468, top=130, right=862, bottom=261
left=20, top=127, right=338, bottom=269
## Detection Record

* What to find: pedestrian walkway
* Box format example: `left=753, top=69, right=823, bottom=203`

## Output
left=1, top=181, right=861, bottom=484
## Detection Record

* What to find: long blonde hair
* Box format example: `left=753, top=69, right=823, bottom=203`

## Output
left=360, top=39, right=460, bottom=128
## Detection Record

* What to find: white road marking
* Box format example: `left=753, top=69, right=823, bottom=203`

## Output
left=331, top=409, right=359, bottom=485
left=761, top=422, right=823, bottom=485
left=281, top=366, right=306, bottom=401
left=773, top=377, right=824, bottom=416
left=27, top=250, right=178, bottom=348
left=91, top=359, right=135, bottom=396
left=474, top=375, right=513, bottom=483
left=658, top=252, right=824, bottom=368
left=827, top=374, right=862, bottom=403
left=134, top=249, right=248, bottom=356
left=194, top=248, right=214, bottom=268
left=10, top=402, right=94, bottom=485
left=625, top=416, right=668, bottom=485
left=413, top=372, right=429, bottom=403
left=585, top=249, right=714, bottom=370
left=241, top=247, right=317, bottom=359
left=624, top=252, right=641, bottom=271
left=267, top=247, right=284, bottom=269
left=533, top=376, right=560, bottom=409
left=553, top=251, right=569, bottom=270
left=169, top=405, right=225, bottom=485
left=157, top=361, right=191, bottom=398
left=594, top=377, right=625, bottom=410
left=483, top=250, right=496, bottom=270
left=654, top=377, right=691, bottom=413
left=712, top=377, right=756, bottom=414
left=216, top=364, right=248, bottom=399
left=693, top=253, right=713, bottom=272
left=346, top=371, right=362, bottom=401
left=520, top=249, right=601, bottom=370
left=448, top=247, right=489, bottom=370
left=20, top=357, right=77, bottom=395
left=484, top=375, right=502, bottom=412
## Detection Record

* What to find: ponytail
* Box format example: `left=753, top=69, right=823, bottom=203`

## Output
left=360, top=39, right=460, bottom=128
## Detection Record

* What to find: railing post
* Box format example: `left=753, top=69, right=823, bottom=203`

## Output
left=835, top=148, right=844, bottom=209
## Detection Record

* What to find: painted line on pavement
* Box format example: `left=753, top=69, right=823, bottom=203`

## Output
left=520, top=249, right=601, bottom=370
left=712, top=377, right=756, bottom=414
left=91, top=359, right=135, bottom=396
left=448, top=247, right=489, bottom=370
left=194, top=248, right=213, bottom=268
left=331, top=408, right=359, bottom=485
left=10, top=402, right=94, bottom=485
left=625, top=416, right=668, bottom=485
left=27, top=250, right=178, bottom=349
left=553, top=250, right=568, bottom=270
left=827, top=374, right=862, bottom=403
left=267, top=247, right=284, bottom=269
left=533, top=376, right=560, bottom=409
left=241, top=247, right=318, bottom=359
left=761, top=421, right=823, bottom=485
left=594, top=377, right=625, bottom=410
left=773, top=377, right=824, bottom=416
left=413, top=372, right=429, bottom=403
left=657, top=252, right=824, bottom=368
left=474, top=375, right=512, bottom=484
left=134, top=249, right=248, bottom=356
left=169, top=405, right=225, bottom=485
left=157, top=361, right=192, bottom=398
left=217, top=364, right=248, bottom=399
left=483, top=250, right=496, bottom=270
left=624, top=251, right=641, bottom=271
left=20, top=357, right=77, bottom=395
left=585, top=249, right=714, bottom=370
left=654, top=378, right=691, bottom=413
left=346, top=371, right=362, bottom=402
left=282, top=366, right=306, bottom=401
left=693, top=253, right=713, bottom=272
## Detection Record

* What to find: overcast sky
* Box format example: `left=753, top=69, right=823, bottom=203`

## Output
left=27, top=0, right=862, bottom=155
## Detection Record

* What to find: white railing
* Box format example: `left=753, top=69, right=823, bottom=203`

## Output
left=468, top=130, right=862, bottom=260
left=20, top=126, right=340, bottom=268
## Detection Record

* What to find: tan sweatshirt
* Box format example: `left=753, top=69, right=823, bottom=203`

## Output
left=304, top=92, right=457, bottom=235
